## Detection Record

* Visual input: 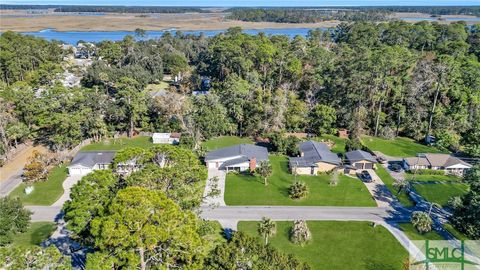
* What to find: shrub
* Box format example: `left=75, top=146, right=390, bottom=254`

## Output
left=409, top=169, right=445, bottom=175
left=290, top=220, right=311, bottom=246
left=289, top=182, right=308, bottom=199
left=411, top=211, right=432, bottom=234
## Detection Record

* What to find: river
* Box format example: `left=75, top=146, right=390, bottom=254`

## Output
left=22, top=28, right=327, bottom=44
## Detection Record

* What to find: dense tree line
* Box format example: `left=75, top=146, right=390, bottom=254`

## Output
left=227, top=8, right=390, bottom=23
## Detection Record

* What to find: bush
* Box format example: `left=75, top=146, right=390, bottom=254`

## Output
left=345, top=138, right=363, bottom=152
left=409, top=169, right=445, bottom=175
left=289, top=182, right=308, bottom=199
left=290, top=220, right=311, bottom=246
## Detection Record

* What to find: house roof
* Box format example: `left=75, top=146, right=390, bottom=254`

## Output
left=404, top=154, right=472, bottom=168
left=205, top=144, right=268, bottom=162
left=424, top=154, right=471, bottom=168
left=153, top=133, right=171, bottom=139
left=345, top=150, right=376, bottom=163
left=219, top=157, right=249, bottom=169
left=291, top=141, right=341, bottom=167
left=69, top=151, right=115, bottom=168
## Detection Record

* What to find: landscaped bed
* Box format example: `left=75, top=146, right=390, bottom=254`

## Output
left=80, top=136, right=154, bottom=151
left=412, top=183, right=469, bottom=207
left=202, top=136, right=254, bottom=151
left=225, top=155, right=375, bottom=206
left=239, top=221, right=407, bottom=270
left=11, top=222, right=56, bottom=247
left=9, top=165, right=69, bottom=205
left=376, top=166, right=415, bottom=207
left=361, top=136, right=444, bottom=157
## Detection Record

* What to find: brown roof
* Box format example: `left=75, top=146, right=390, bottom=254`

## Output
left=170, top=132, right=181, bottom=139
left=424, top=154, right=471, bottom=168
left=404, top=157, right=430, bottom=166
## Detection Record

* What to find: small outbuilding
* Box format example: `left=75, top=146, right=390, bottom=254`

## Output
left=345, top=150, right=377, bottom=170
left=67, top=151, right=115, bottom=176
left=152, top=133, right=181, bottom=144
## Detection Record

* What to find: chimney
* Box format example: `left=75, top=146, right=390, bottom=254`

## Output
left=249, top=157, right=257, bottom=172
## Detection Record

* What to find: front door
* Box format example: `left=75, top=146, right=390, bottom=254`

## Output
left=311, top=166, right=315, bottom=175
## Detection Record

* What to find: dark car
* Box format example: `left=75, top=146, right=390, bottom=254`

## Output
left=389, top=163, right=403, bottom=172
left=359, top=170, right=372, bottom=182
left=376, top=156, right=388, bottom=164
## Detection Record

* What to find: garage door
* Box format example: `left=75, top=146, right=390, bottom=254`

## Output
left=364, top=163, right=374, bottom=169
left=207, top=162, right=220, bottom=169
left=354, top=163, right=364, bottom=170
left=68, top=167, right=92, bottom=176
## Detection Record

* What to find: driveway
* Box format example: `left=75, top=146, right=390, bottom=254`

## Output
left=202, top=168, right=226, bottom=206
left=361, top=169, right=396, bottom=207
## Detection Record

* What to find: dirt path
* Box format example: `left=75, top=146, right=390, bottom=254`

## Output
left=0, top=145, right=48, bottom=182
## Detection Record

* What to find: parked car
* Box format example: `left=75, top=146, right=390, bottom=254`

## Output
left=376, top=156, right=387, bottom=164
left=389, top=163, right=403, bottom=172
left=358, top=170, right=372, bottom=182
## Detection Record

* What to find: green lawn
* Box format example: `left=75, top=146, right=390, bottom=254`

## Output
left=398, top=223, right=444, bottom=240
left=413, top=183, right=469, bottom=206
left=312, top=134, right=348, bottom=154
left=202, top=136, right=254, bottom=151
left=361, top=136, right=444, bottom=157
left=81, top=136, right=154, bottom=151
left=405, top=173, right=460, bottom=182
left=9, top=165, right=68, bottom=206
left=239, top=221, right=408, bottom=270
left=11, top=222, right=56, bottom=247
left=443, top=223, right=470, bottom=241
left=376, top=166, right=415, bottom=207
left=225, top=155, right=375, bottom=206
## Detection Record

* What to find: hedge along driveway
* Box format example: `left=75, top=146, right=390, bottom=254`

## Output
left=225, top=155, right=376, bottom=206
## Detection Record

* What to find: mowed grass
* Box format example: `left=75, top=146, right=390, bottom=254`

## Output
left=202, top=136, right=254, bottom=151
left=11, top=222, right=56, bottom=247
left=225, top=155, right=375, bottom=206
left=361, top=136, right=444, bottom=157
left=398, top=223, right=444, bottom=240
left=81, top=136, right=154, bottom=151
left=413, top=183, right=469, bottom=206
left=376, top=166, right=415, bottom=207
left=443, top=223, right=470, bottom=241
left=405, top=173, right=460, bottom=182
left=312, top=134, right=347, bottom=154
left=239, top=221, right=408, bottom=270
left=9, top=165, right=68, bottom=206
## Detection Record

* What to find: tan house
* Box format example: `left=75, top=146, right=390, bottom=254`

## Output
left=403, top=153, right=472, bottom=176
left=345, top=150, right=377, bottom=170
left=289, top=141, right=341, bottom=175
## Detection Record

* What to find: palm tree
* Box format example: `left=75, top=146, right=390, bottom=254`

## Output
left=289, top=182, right=309, bottom=199
left=411, top=211, right=433, bottom=234
left=393, top=178, right=410, bottom=195
left=256, top=160, right=273, bottom=186
left=258, top=217, right=276, bottom=245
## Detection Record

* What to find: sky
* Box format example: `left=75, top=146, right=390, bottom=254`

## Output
left=2, top=0, right=479, bottom=6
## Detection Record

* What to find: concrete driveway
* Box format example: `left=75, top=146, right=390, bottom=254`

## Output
left=202, top=168, right=226, bottom=206
left=361, top=169, right=396, bottom=207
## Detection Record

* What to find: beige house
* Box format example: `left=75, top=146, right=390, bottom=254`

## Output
left=289, top=141, right=341, bottom=175
left=345, top=150, right=377, bottom=170
left=403, top=153, right=472, bottom=176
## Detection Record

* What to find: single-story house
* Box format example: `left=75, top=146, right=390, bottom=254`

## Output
left=205, top=144, right=268, bottom=172
left=152, top=133, right=181, bottom=144
left=403, top=153, right=472, bottom=176
left=67, top=151, right=115, bottom=176
left=345, top=150, right=377, bottom=170
left=289, top=141, right=341, bottom=175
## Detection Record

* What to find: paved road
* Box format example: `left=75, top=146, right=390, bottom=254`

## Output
left=0, top=172, right=23, bottom=197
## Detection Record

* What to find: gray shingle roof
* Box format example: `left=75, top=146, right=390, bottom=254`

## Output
left=205, top=144, right=268, bottom=162
left=290, top=141, right=341, bottom=167
left=219, top=157, right=249, bottom=169
left=69, top=151, right=115, bottom=168
left=345, top=150, right=376, bottom=163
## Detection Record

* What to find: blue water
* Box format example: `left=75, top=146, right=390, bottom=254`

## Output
left=21, top=28, right=326, bottom=44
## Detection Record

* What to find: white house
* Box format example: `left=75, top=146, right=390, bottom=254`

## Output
left=204, top=144, right=268, bottom=172
left=152, top=133, right=181, bottom=144
left=67, top=151, right=115, bottom=176
left=403, top=153, right=472, bottom=176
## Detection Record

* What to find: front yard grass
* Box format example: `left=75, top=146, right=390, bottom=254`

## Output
left=202, top=136, right=254, bottom=151
left=405, top=173, right=460, bottom=182
left=443, top=223, right=470, bottom=241
left=398, top=223, right=444, bottom=240
left=311, top=134, right=347, bottom=154
left=81, top=136, right=154, bottom=151
left=225, top=155, right=375, bottom=206
left=11, top=222, right=56, bottom=247
left=239, top=221, right=407, bottom=270
left=412, top=183, right=469, bottom=207
left=9, top=165, right=68, bottom=206
left=361, top=136, right=444, bottom=157
left=376, top=166, right=415, bottom=207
